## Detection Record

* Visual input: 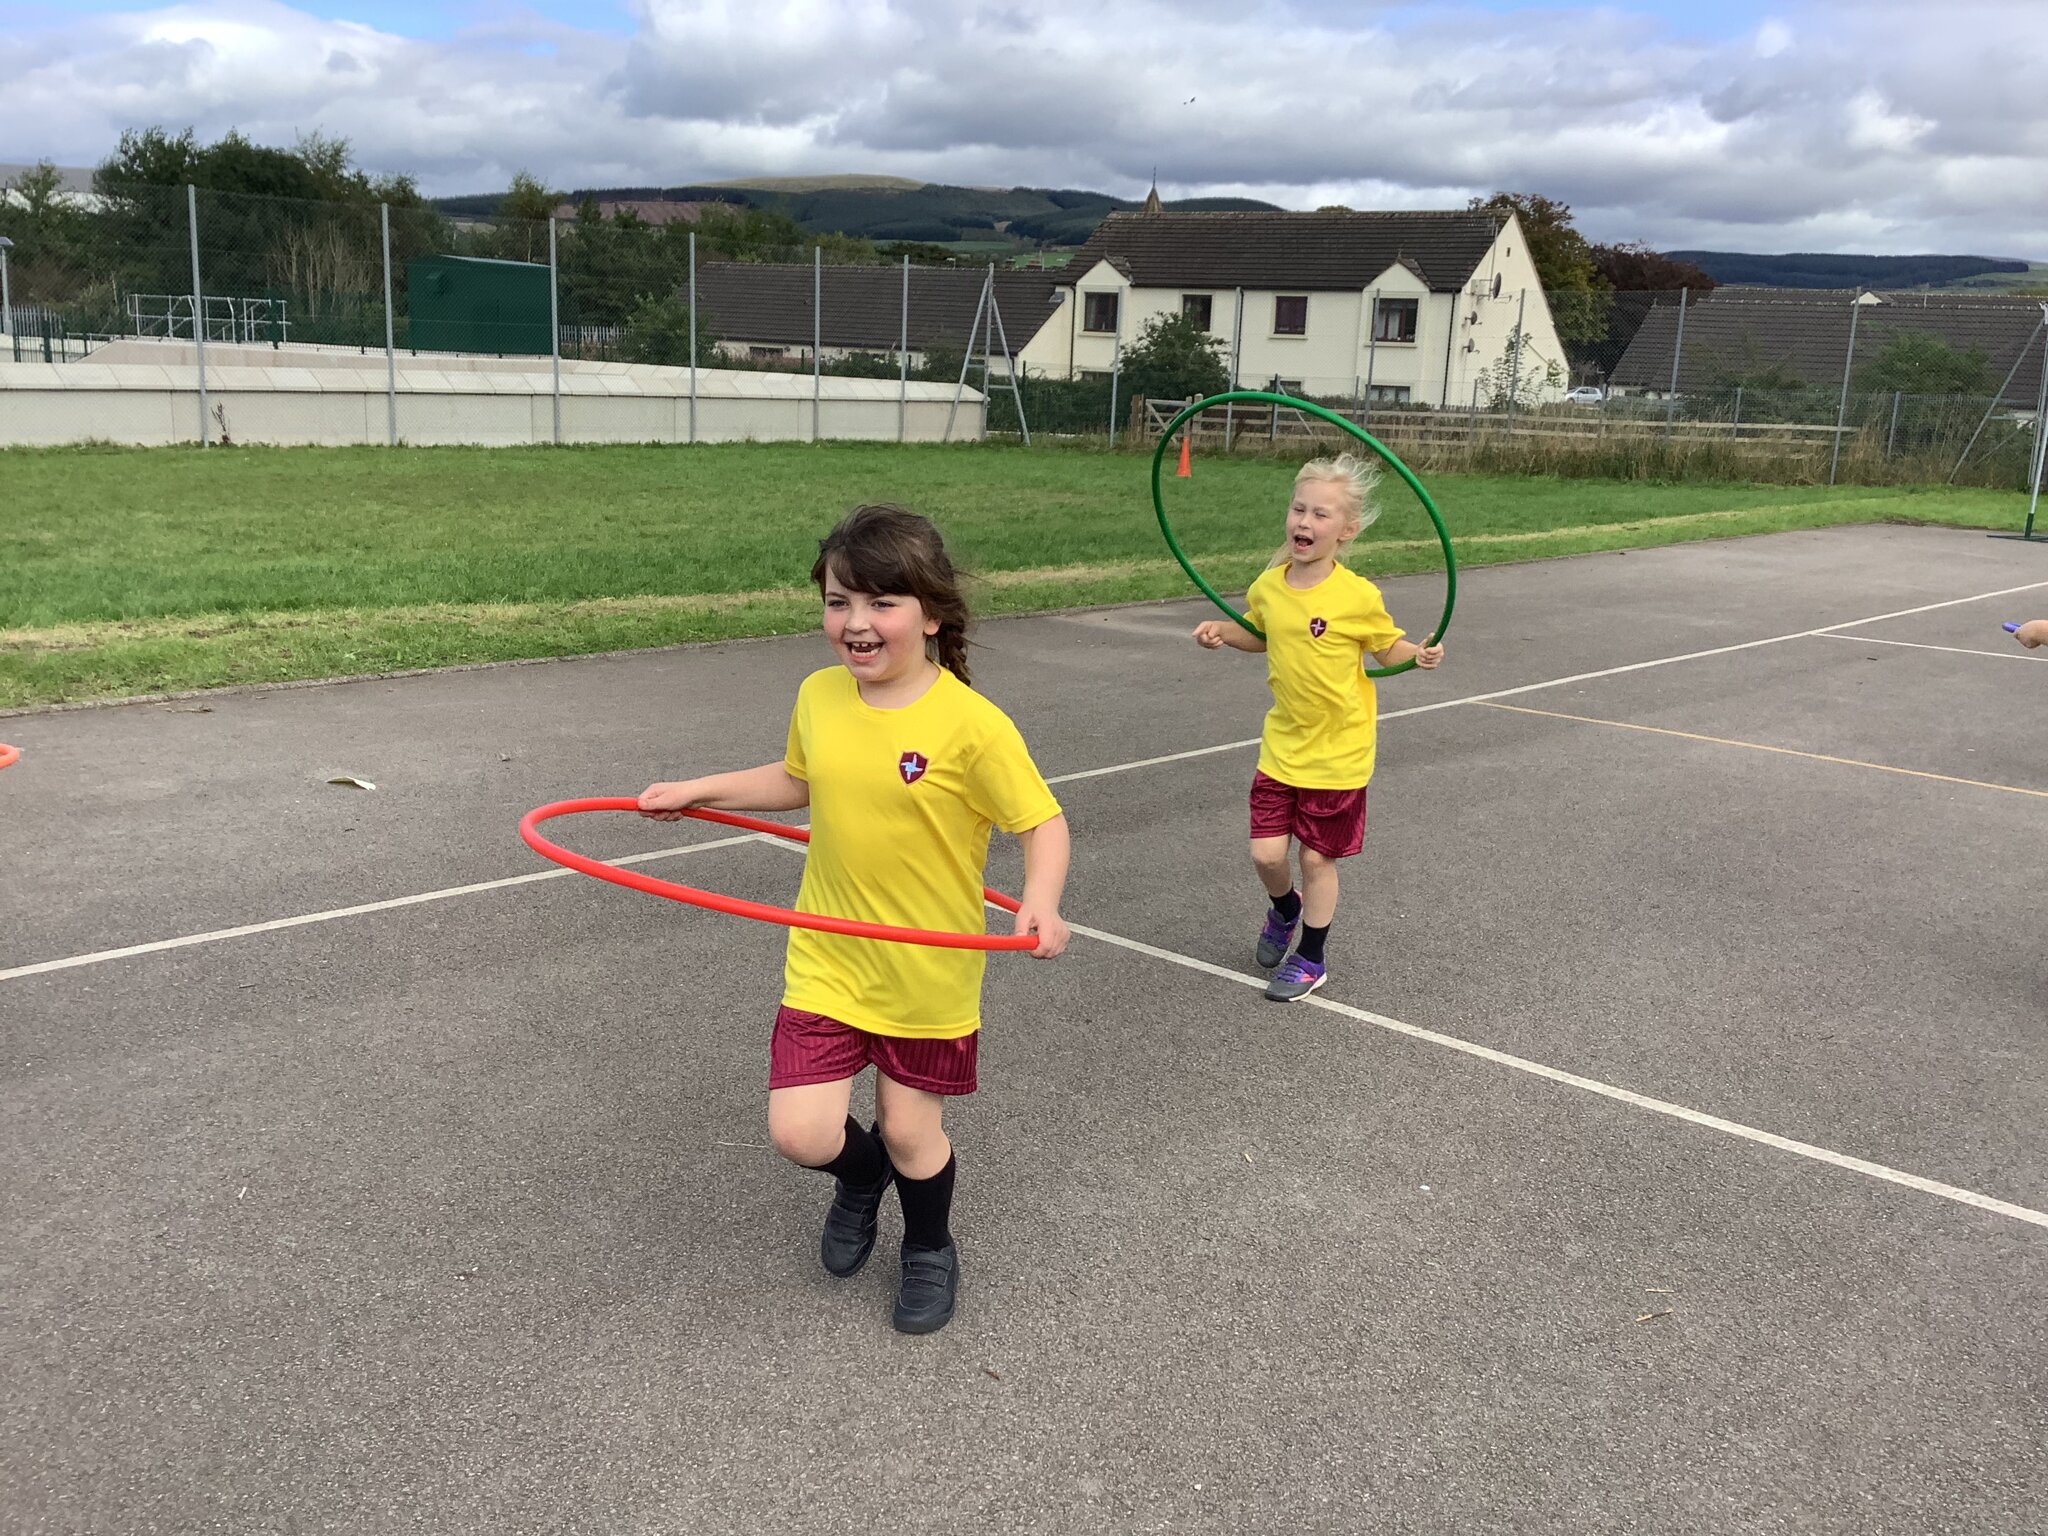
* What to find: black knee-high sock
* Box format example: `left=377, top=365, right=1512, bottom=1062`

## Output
left=896, top=1152, right=957, bottom=1251
left=1269, top=888, right=1303, bottom=923
left=1297, top=922, right=1330, bottom=964
left=807, top=1114, right=885, bottom=1189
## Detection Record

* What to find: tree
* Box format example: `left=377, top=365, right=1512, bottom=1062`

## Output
left=1856, top=331, right=1992, bottom=395
left=877, top=240, right=958, bottom=266
left=1468, top=191, right=1611, bottom=343
left=1119, top=310, right=1229, bottom=403
left=617, top=292, right=720, bottom=367
left=1591, top=242, right=1715, bottom=293
left=1474, top=325, right=1565, bottom=411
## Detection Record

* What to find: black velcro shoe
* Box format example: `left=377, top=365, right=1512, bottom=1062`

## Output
left=819, top=1151, right=894, bottom=1278
left=891, top=1242, right=960, bottom=1334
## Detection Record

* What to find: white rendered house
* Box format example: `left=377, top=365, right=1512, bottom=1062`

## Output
left=1014, top=209, right=1567, bottom=408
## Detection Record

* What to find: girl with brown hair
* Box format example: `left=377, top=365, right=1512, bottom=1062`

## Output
left=639, top=504, right=1070, bottom=1334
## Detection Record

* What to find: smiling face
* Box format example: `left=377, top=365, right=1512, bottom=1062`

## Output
left=1283, top=477, right=1362, bottom=569
left=822, top=562, right=940, bottom=689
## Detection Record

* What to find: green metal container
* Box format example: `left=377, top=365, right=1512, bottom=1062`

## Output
left=404, top=255, right=551, bottom=356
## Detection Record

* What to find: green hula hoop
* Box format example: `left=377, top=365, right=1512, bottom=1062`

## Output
left=1151, top=390, right=1458, bottom=679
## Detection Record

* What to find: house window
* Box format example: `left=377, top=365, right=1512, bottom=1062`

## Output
left=1083, top=292, right=1119, bottom=333
left=747, top=345, right=783, bottom=360
left=1369, top=384, right=1412, bottom=404
left=1373, top=297, right=1419, bottom=344
left=1181, top=293, right=1213, bottom=329
left=1273, top=295, right=1308, bottom=336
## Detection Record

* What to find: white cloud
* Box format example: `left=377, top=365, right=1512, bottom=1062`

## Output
left=0, top=0, right=2043, bottom=256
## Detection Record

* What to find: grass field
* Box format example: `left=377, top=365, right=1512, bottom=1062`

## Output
left=0, top=440, right=2029, bottom=709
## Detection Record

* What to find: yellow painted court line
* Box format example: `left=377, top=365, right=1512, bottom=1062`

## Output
left=1483, top=702, right=2048, bottom=800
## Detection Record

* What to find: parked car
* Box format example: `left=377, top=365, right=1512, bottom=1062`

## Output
left=1564, top=386, right=1605, bottom=406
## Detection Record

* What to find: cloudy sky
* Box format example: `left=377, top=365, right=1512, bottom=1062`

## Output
left=4, top=0, right=2045, bottom=256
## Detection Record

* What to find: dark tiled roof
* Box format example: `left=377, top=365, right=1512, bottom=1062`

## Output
left=692, top=263, right=1061, bottom=350
left=1609, top=290, right=2045, bottom=403
left=1059, top=210, right=1505, bottom=294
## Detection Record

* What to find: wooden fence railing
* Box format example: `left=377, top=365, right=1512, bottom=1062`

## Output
left=1139, top=397, right=1849, bottom=452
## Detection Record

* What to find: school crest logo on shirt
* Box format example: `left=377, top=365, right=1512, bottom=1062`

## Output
left=1309, top=617, right=1328, bottom=639
left=898, top=751, right=930, bottom=785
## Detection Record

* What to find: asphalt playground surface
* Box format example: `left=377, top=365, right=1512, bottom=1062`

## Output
left=4, top=523, right=2047, bottom=1534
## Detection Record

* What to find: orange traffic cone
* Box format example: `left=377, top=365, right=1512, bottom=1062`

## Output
left=1176, top=433, right=1192, bottom=478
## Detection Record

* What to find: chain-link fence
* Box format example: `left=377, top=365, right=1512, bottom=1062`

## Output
left=4, top=186, right=2043, bottom=487
left=1115, top=285, right=2046, bottom=490
left=0, top=180, right=1035, bottom=447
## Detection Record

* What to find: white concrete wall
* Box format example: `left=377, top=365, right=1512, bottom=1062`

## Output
left=0, top=356, right=984, bottom=448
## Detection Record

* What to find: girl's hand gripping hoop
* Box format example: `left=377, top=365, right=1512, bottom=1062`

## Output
left=520, top=798, right=1039, bottom=951
left=1152, top=390, right=1457, bottom=679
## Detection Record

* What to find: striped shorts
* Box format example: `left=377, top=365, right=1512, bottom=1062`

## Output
left=769, top=1006, right=979, bottom=1097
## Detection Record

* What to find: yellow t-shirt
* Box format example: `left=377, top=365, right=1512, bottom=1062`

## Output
left=1244, top=563, right=1404, bottom=790
left=781, top=666, right=1062, bottom=1039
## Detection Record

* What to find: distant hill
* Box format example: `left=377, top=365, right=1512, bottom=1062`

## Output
left=699, top=174, right=926, bottom=193
left=1669, top=251, right=2032, bottom=290
left=429, top=181, right=1281, bottom=246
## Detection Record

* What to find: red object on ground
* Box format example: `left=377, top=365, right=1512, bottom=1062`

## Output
left=1177, top=434, right=1193, bottom=478
left=519, top=797, right=1037, bottom=951
left=0, top=744, right=18, bottom=770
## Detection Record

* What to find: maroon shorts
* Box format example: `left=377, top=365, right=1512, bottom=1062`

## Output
left=769, top=1006, right=979, bottom=1097
left=1248, top=770, right=1368, bottom=859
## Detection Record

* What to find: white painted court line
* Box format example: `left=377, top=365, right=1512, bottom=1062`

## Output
left=1048, top=739, right=1259, bottom=785
left=1377, top=574, right=2048, bottom=723
left=1813, top=632, right=2038, bottom=664
left=1043, top=575, right=2048, bottom=786
left=0, top=830, right=767, bottom=982
left=1063, top=920, right=2048, bottom=1233
left=13, top=573, right=2048, bottom=984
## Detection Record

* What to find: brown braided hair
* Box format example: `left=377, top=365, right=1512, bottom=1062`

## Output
left=811, top=504, right=973, bottom=685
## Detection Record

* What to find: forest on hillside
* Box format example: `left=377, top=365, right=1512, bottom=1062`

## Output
left=1668, top=251, right=2030, bottom=289
left=434, top=181, right=1280, bottom=245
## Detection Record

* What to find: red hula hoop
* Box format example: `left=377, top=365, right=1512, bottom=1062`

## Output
left=0, top=744, right=18, bottom=770
left=520, top=797, right=1037, bottom=952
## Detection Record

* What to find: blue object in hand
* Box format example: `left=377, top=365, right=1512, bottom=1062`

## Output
left=2005, top=622, right=2022, bottom=633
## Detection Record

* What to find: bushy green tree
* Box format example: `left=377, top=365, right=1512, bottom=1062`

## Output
left=1469, top=191, right=1612, bottom=343
left=1856, top=331, right=1992, bottom=395
left=1120, top=310, right=1229, bottom=402
left=617, top=293, right=720, bottom=367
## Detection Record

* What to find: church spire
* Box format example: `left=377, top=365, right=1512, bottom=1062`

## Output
left=1143, top=169, right=1163, bottom=215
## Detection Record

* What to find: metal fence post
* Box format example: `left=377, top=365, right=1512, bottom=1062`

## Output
left=1506, top=288, right=1527, bottom=420
left=1226, top=286, right=1243, bottom=450
left=380, top=202, right=397, bottom=447
left=1363, top=286, right=1380, bottom=431
left=687, top=231, right=698, bottom=444
left=1108, top=324, right=1122, bottom=446
left=945, top=267, right=989, bottom=442
left=187, top=184, right=209, bottom=447
left=1886, top=390, right=1901, bottom=459
left=2023, top=313, right=2048, bottom=535
left=547, top=215, right=562, bottom=445
left=1663, top=287, right=1687, bottom=441
left=811, top=247, right=822, bottom=442
left=898, top=254, right=909, bottom=443
left=1829, top=294, right=1862, bottom=485
left=1731, top=384, right=1743, bottom=436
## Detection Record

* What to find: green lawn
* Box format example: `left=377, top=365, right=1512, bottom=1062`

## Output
left=0, top=440, right=2027, bottom=708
